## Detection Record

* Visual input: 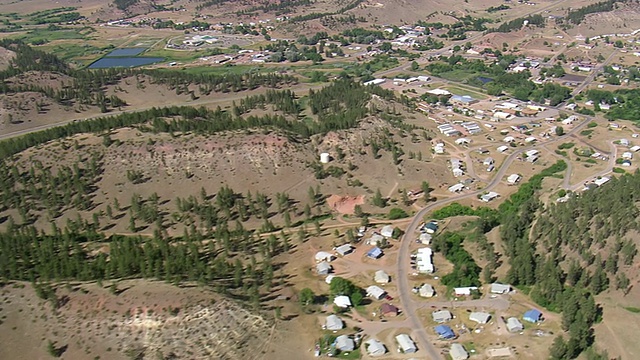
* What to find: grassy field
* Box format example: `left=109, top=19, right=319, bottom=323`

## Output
left=443, top=85, right=489, bottom=99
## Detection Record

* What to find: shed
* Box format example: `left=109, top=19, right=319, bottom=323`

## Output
left=506, top=317, right=523, bottom=332
left=380, top=225, right=395, bottom=238
left=469, top=312, right=491, bottom=324
left=374, top=270, right=390, bottom=284
left=419, top=283, right=435, bottom=298
left=315, top=251, right=334, bottom=262
left=335, top=244, right=353, bottom=256
left=325, top=315, right=344, bottom=330
left=317, top=261, right=332, bottom=275
left=395, top=334, right=417, bottom=353
left=432, top=310, right=452, bottom=323
left=334, top=295, right=352, bottom=308
left=523, top=309, right=542, bottom=323
left=335, top=335, right=355, bottom=351
left=491, top=283, right=511, bottom=294
left=367, top=285, right=387, bottom=300
left=435, top=325, right=455, bottom=339
left=365, top=339, right=386, bottom=357
left=450, top=343, right=469, bottom=360
left=380, top=303, right=399, bottom=317
left=367, top=247, right=383, bottom=259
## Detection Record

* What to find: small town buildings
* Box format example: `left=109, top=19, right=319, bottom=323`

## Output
left=433, top=310, right=453, bottom=323
left=365, top=339, right=386, bottom=357
left=364, top=78, right=386, bottom=86
left=427, top=89, right=451, bottom=96
left=619, top=138, right=630, bottom=146
left=491, top=283, right=512, bottom=294
left=419, top=233, right=432, bottom=244
left=380, top=303, right=399, bottom=317
left=367, top=285, right=387, bottom=300
left=507, top=174, right=521, bottom=185
left=526, top=149, right=539, bottom=157
left=448, top=183, right=465, bottom=193
left=380, top=225, right=395, bottom=238
left=483, top=157, right=495, bottom=166
left=525, top=136, right=537, bottom=143
left=374, top=270, right=390, bottom=284
left=453, top=168, right=464, bottom=177
left=507, top=317, right=524, bottom=332
left=419, top=283, right=435, bottom=298
left=450, top=343, right=469, bottom=360
left=497, top=145, right=509, bottom=153
left=334, top=295, right=352, bottom=308
left=317, top=261, right=332, bottom=275
left=454, top=286, right=478, bottom=296
left=325, top=315, right=344, bottom=330
left=503, top=136, right=515, bottom=143
left=526, top=155, right=538, bottom=163
left=315, top=251, right=334, bottom=262
left=523, top=309, right=543, bottom=323
left=367, top=247, right=383, bottom=259
left=455, top=138, right=470, bottom=145
left=367, top=233, right=384, bottom=246
left=622, top=151, right=633, bottom=160
left=335, top=244, right=354, bottom=256
left=416, top=248, right=434, bottom=273
left=435, top=325, right=456, bottom=339
left=469, top=312, right=491, bottom=324
left=395, top=334, right=417, bottom=353
left=424, top=221, right=438, bottom=234
left=481, top=192, right=500, bottom=202
left=451, top=95, right=478, bottom=105
left=335, top=335, right=355, bottom=351
left=630, top=145, right=640, bottom=152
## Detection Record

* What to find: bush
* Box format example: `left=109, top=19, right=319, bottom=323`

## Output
left=388, top=208, right=408, bottom=219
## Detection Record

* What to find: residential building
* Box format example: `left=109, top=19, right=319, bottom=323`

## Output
left=507, top=174, right=521, bottom=185
left=523, top=309, right=543, bottom=323
left=335, top=335, right=355, bottom=351
left=506, top=317, right=524, bottom=332
left=622, top=151, right=633, bottom=160
left=325, top=315, right=344, bottom=330
left=334, top=295, right=352, bottom=308
left=374, top=270, right=390, bottom=284
left=497, top=145, right=509, bottom=153
left=454, top=287, right=478, bottom=296
left=325, top=275, right=335, bottom=285
left=483, top=157, right=495, bottom=166
left=380, top=303, right=399, bottom=317
left=367, top=285, right=387, bottom=300
left=450, top=343, right=469, bottom=360
left=433, top=310, right=453, bottom=323
left=380, top=225, right=395, bottom=238
left=435, top=325, right=456, bottom=339
left=395, top=334, right=417, bottom=353
left=490, top=283, right=511, bottom=294
left=481, top=192, right=500, bottom=202
left=469, top=312, right=491, bottom=324
left=448, top=183, right=465, bottom=193
left=419, top=233, right=432, bottom=244
left=424, top=221, right=438, bottom=234
left=367, top=247, right=383, bottom=259
left=419, top=283, right=435, bottom=298
left=317, top=261, right=332, bottom=275
left=315, top=251, right=334, bottom=262
left=416, top=247, right=434, bottom=273
left=367, top=233, right=384, bottom=246
left=335, top=244, right=353, bottom=256
left=365, top=339, right=386, bottom=357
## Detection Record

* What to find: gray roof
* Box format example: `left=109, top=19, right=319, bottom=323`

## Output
left=506, top=317, right=523, bottom=332
left=365, top=339, right=386, bottom=356
left=432, top=310, right=452, bottom=323
left=450, top=343, right=469, bottom=360
left=325, top=314, right=343, bottom=330
left=316, top=261, right=331, bottom=274
left=469, top=312, right=491, bottom=324
left=336, top=335, right=355, bottom=351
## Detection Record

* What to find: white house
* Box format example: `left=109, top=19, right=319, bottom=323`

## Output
left=630, top=145, right=640, bottom=152
left=380, top=225, right=395, bottom=238
left=483, top=157, right=495, bottom=166
left=433, top=310, right=453, bottom=323
left=450, top=343, right=469, bottom=360
left=419, top=233, right=432, bottom=245
left=334, top=295, right=352, bottom=308
left=325, top=315, right=344, bottom=330
left=367, top=233, right=384, bottom=246
left=503, top=136, right=515, bottom=143
left=481, top=192, right=500, bottom=202
left=315, top=251, right=334, bottom=262
left=416, top=248, right=434, bottom=274
left=594, top=177, right=610, bottom=186
left=491, top=283, right=512, bottom=294
left=395, top=334, right=417, bottom=353
left=622, top=151, right=633, bottom=160
left=448, top=183, right=465, bottom=193
left=317, top=261, right=332, bottom=275
left=506, top=317, right=524, bottom=332
left=453, top=168, right=464, bottom=177
left=365, top=339, right=386, bottom=357
left=335, top=244, right=353, bottom=256
left=507, top=174, right=521, bottom=185
left=427, top=89, right=451, bottom=96
left=454, top=286, right=478, bottom=296
left=325, top=274, right=335, bottom=285
left=335, top=335, right=355, bottom=351
left=419, top=283, right=435, bottom=297
left=367, top=285, right=387, bottom=300
left=469, top=312, right=491, bottom=324
left=455, top=138, right=470, bottom=145
left=524, top=136, right=537, bottom=143
left=526, top=149, right=539, bottom=157
left=375, top=270, right=390, bottom=284
left=497, top=145, right=509, bottom=153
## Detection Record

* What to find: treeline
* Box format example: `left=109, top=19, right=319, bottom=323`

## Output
left=236, top=0, right=314, bottom=16
left=584, top=88, right=640, bottom=124
left=232, top=89, right=299, bottom=116
left=288, top=0, right=364, bottom=22
left=488, top=14, right=545, bottom=33
left=565, top=0, right=626, bottom=25
left=114, top=0, right=138, bottom=11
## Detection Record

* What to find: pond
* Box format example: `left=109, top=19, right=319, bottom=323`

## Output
left=105, top=47, right=147, bottom=57
left=88, top=57, right=164, bottom=69
left=477, top=76, right=494, bottom=84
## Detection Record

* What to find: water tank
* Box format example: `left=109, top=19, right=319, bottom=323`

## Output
left=320, top=153, right=330, bottom=163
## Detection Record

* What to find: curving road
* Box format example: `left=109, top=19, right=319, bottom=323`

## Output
left=395, top=115, right=594, bottom=359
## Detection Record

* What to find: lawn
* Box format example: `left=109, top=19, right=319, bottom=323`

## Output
left=443, top=85, right=488, bottom=99
left=160, top=64, right=272, bottom=76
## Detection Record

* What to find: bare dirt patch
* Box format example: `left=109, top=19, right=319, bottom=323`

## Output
left=326, top=194, right=365, bottom=215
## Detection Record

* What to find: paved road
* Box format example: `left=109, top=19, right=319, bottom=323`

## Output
left=571, top=50, right=618, bottom=96
left=395, top=116, right=594, bottom=359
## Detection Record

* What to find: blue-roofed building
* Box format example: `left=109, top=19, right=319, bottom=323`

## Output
left=523, top=309, right=543, bottom=323
left=367, top=247, right=383, bottom=259
left=434, top=325, right=456, bottom=339
left=423, top=221, right=438, bottom=234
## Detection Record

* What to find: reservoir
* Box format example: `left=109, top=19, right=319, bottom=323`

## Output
left=88, top=57, right=164, bottom=69
left=105, top=47, right=147, bottom=57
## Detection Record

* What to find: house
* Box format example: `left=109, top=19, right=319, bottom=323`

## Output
left=469, top=312, right=491, bottom=324
left=427, top=89, right=451, bottom=96
left=526, top=149, right=539, bottom=157
left=481, top=192, right=500, bottom=203
left=450, top=343, right=469, bottom=360
left=367, top=233, right=384, bottom=246
left=523, top=309, right=543, bottom=323
left=317, top=261, right=332, bottom=275
left=432, top=310, right=452, bottom=323
left=619, top=138, right=630, bottom=146
left=453, top=168, right=464, bottom=177
left=630, top=145, right=640, bottom=152
left=416, top=247, right=434, bottom=273
left=325, top=275, right=335, bottom=285
left=448, top=183, right=465, bottom=193
left=503, top=136, right=515, bottom=143
left=334, top=295, right=352, bottom=308
left=380, top=225, right=395, bottom=238
left=622, top=151, right=633, bottom=160
left=455, top=138, right=470, bottom=145
left=483, top=157, right=495, bottom=166
left=367, top=285, right=387, bottom=300
left=315, top=251, right=334, bottom=262
left=374, top=270, right=390, bottom=284
left=491, top=283, right=512, bottom=294
left=493, top=111, right=514, bottom=121
left=380, top=303, right=399, bottom=317
left=419, top=233, right=432, bottom=244
left=525, top=136, right=537, bottom=143
left=506, top=317, right=524, bottom=332
left=335, top=335, right=355, bottom=352
left=435, top=324, right=456, bottom=339
left=424, top=221, right=438, bottom=234
left=497, top=145, right=509, bottom=153
left=325, top=314, right=344, bottom=330
left=419, top=283, right=435, bottom=298
left=451, top=95, right=478, bottom=105
left=526, top=155, right=538, bottom=163
left=367, top=247, right=383, bottom=259
left=622, top=159, right=632, bottom=167
left=594, top=177, right=610, bottom=186
left=335, top=244, right=353, bottom=256
left=395, top=334, right=417, bottom=353
left=507, top=174, right=521, bottom=185
left=365, top=339, right=386, bottom=357
left=364, top=78, right=386, bottom=86
left=454, top=286, right=478, bottom=296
